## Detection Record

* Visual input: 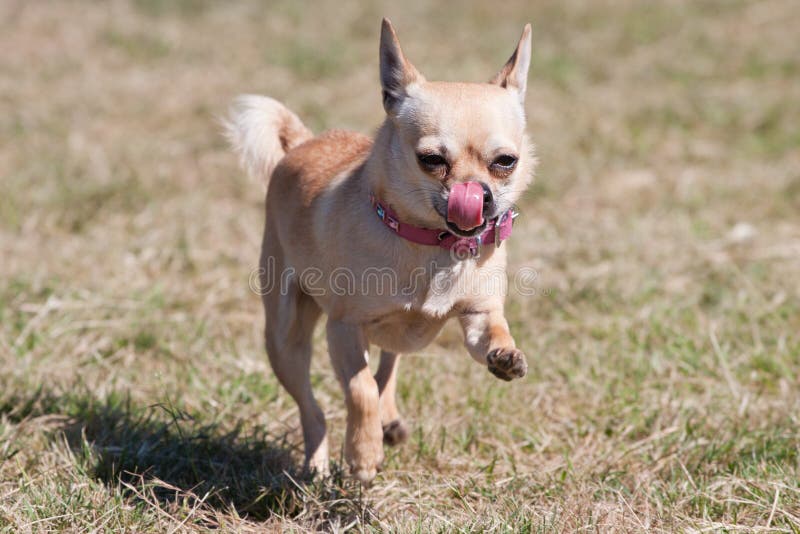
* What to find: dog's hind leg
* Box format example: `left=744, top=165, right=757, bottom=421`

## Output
left=374, top=350, right=408, bottom=446
left=264, top=287, right=327, bottom=476
left=326, top=319, right=384, bottom=484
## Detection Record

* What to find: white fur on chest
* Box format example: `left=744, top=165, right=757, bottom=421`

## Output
left=419, top=259, right=473, bottom=317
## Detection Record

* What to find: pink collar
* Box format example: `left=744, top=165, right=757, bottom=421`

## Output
left=370, top=194, right=516, bottom=257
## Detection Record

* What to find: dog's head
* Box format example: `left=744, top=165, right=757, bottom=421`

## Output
left=374, top=19, right=535, bottom=238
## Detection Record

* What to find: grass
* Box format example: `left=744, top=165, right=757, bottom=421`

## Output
left=1, top=0, right=800, bottom=531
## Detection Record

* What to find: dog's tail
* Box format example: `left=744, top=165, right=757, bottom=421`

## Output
left=224, top=95, right=313, bottom=187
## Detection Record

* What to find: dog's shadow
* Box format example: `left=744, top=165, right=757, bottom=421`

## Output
left=1, top=387, right=371, bottom=526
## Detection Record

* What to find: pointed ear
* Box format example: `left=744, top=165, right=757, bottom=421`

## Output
left=379, top=18, right=424, bottom=114
left=489, top=24, right=532, bottom=103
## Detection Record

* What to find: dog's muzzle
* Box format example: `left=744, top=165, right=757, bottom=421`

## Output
left=447, top=181, right=486, bottom=231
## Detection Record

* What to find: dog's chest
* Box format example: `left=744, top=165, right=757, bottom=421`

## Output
left=362, top=260, right=473, bottom=352
left=416, top=259, right=471, bottom=316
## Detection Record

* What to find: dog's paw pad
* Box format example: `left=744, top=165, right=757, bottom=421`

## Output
left=382, top=419, right=409, bottom=446
left=487, top=348, right=528, bottom=381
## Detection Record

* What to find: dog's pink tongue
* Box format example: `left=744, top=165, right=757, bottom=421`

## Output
left=447, top=181, right=484, bottom=231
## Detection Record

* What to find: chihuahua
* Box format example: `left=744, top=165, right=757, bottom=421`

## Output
left=226, top=19, right=534, bottom=483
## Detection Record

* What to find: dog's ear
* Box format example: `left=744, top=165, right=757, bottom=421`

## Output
left=489, top=24, right=532, bottom=103
left=380, top=18, right=424, bottom=114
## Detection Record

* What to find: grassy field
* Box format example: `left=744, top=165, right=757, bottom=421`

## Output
left=1, top=0, right=799, bottom=531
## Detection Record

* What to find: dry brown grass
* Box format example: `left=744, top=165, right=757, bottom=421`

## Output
left=1, top=0, right=799, bottom=531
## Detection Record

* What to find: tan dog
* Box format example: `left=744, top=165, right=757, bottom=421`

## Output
left=226, top=19, right=534, bottom=483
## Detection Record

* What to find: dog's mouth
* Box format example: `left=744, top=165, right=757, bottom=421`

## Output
left=433, top=199, right=489, bottom=237
left=432, top=181, right=504, bottom=238
left=446, top=218, right=487, bottom=238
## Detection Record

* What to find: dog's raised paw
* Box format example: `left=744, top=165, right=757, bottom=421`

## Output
left=487, top=348, right=528, bottom=381
left=382, top=419, right=409, bottom=446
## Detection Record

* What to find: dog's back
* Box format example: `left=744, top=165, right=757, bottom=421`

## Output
left=270, top=129, right=372, bottom=209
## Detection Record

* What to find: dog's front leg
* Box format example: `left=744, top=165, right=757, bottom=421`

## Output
left=326, top=319, right=384, bottom=483
left=459, top=307, right=528, bottom=381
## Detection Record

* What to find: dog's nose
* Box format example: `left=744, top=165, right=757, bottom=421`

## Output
left=481, top=182, right=493, bottom=210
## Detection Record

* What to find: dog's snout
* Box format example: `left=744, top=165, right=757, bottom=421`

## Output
left=481, top=182, right=493, bottom=210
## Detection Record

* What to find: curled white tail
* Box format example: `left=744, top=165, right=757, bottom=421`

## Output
left=224, top=95, right=313, bottom=187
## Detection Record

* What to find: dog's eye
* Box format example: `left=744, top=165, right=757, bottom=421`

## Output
left=491, top=155, right=518, bottom=169
left=417, top=154, right=448, bottom=168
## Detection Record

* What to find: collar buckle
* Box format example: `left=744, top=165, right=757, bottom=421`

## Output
left=471, top=235, right=482, bottom=258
